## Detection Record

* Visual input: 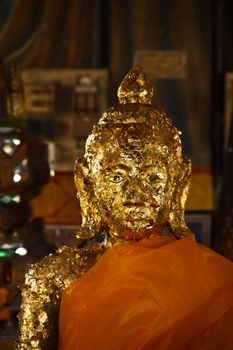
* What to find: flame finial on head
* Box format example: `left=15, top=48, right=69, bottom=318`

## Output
left=117, top=65, right=153, bottom=105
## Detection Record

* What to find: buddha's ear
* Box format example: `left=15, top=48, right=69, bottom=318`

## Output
left=74, top=158, right=102, bottom=239
left=168, top=158, right=193, bottom=239
left=74, top=157, right=90, bottom=198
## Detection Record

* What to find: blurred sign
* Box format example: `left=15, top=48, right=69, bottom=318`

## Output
left=134, top=50, right=187, bottom=79
left=21, top=69, right=108, bottom=171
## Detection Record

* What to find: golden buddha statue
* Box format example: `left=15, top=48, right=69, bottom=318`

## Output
left=17, top=67, right=233, bottom=350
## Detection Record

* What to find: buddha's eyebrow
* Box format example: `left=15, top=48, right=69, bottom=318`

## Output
left=143, top=164, right=159, bottom=168
left=105, top=163, right=130, bottom=172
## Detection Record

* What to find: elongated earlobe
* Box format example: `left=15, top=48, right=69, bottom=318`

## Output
left=168, top=158, right=192, bottom=239
left=74, top=158, right=103, bottom=239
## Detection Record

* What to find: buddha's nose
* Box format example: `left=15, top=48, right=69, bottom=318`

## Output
left=124, top=179, right=143, bottom=202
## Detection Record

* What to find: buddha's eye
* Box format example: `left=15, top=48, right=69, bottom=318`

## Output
left=109, top=174, right=123, bottom=183
left=148, top=174, right=159, bottom=182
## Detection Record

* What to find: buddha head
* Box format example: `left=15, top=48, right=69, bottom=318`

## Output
left=75, top=66, right=192, bottom=243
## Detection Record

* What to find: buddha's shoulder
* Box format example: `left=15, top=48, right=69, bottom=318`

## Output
left=18, top=246, right=106, bottom=349
left=23, top=245, right=105, bottom=295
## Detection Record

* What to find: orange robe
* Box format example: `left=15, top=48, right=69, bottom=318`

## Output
left=59, top=235, right=233, bottom=350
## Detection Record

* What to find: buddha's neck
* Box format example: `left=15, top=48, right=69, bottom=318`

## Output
left=107, top=225, right=163, bottom=246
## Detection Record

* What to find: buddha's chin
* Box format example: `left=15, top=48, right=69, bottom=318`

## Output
left=108, top=205, right=161, bottom=227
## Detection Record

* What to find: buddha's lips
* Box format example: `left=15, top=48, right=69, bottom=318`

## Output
left=123, top=201, right=144, bottom=207
left=123, top=201, right=159, bottom=208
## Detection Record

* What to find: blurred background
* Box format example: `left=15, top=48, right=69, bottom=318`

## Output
left=0, top=0, right=232, bottom=346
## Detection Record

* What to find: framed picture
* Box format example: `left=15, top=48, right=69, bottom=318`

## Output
left=185, top=211, right=212, bottom=247
left=22, top=68, right=108, bottom=172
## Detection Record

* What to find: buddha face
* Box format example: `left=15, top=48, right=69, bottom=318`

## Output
left=88, top=131, right=173, bottom=240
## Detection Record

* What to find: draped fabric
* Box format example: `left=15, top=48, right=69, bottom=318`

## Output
left=0, top=0, right=95, bottom=67
left=59, top=235, right=233, bottom=350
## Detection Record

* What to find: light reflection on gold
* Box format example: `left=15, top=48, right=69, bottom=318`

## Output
left=16, top=66, right=192, bottom=349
